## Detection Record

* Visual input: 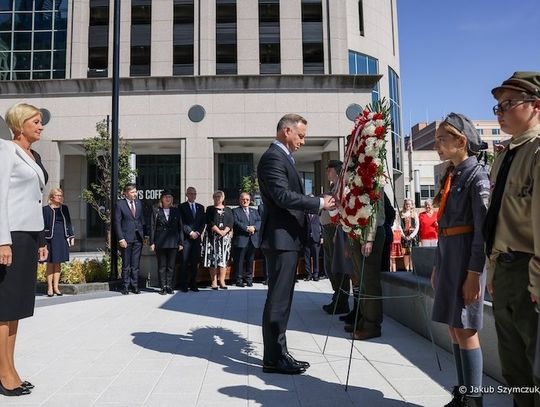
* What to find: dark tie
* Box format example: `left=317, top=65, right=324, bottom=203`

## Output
left=244, top=208, right=250, bottom=220
left=129, top=200, right=136, bottom=217
left=483, top=146, right=519, bottom=257
left=191, top=203, right=196, bottom=217
left=288, top=154, right=295, bottom=164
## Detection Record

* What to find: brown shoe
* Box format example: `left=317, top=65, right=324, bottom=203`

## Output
left=353, top=328, right=381, bottom=340
left=344, top=324, right=357, bottom=333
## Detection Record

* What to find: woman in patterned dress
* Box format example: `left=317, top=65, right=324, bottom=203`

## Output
left=202, top=191, right=234, bottom=289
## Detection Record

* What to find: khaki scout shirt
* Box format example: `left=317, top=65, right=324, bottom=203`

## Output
left=488, top=124, right=540, bottom=296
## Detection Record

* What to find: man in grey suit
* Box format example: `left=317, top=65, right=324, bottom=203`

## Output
left=258, top=114, right=334, bottom=374
left=232, top=192, right=261, bottom=287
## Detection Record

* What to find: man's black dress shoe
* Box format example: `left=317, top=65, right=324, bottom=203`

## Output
left=285, top=352, right=310, bottom=369
left=159, top=288, right=166, bottom=295
left=313, top=276, right=319, bottom=281
left=121, top=289, right=129, bottom=295
left=132, top=288, right=141, bottom=294
left=246, top=282, right=253, bottom=287
left=189, top=286, right=199, bottom=292
left=179, top=286, right=189, bottom=293
left=0, top=380, right=31, bottom=396
left=235, top=281, right=245, bottom=287
left=262, top=357, right=306, bottom=374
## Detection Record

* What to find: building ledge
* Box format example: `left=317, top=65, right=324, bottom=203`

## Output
left=0, top=74, right=382, bottom=98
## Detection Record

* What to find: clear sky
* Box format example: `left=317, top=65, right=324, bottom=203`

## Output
left=396, top=0, right=540, bottom=135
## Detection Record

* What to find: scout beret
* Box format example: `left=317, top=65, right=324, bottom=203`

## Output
left=492, top=71, right=540, bottom=98
left=444, top=113, right=488, bottom=154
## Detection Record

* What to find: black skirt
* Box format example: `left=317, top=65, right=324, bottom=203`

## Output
left=0, top=231, right=39, bottom=321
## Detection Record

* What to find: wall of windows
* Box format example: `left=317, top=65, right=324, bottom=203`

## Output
left=130, top=0, right=151, bottom=76
left=0, top=0, right=68, bottom=80
left=216, top=0, right=237, bottom=75
left=301, top=0, right=323, bottom=74
left=173, top=0, right=194, bottom=75
left=217, top=153, right=252, bottom=205
left=88, top=0, right=109, bottom=78
left=259, top=0, right=279, bottom=74
left=348, top=50, right=379, bottom=104
left=388, top=67, right=402, bottom=172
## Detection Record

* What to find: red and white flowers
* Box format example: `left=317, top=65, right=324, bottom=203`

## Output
left=332, top=100, right=391, bottom=241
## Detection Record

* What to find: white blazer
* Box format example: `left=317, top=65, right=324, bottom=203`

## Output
left=0, top=139, right=46, bottom=245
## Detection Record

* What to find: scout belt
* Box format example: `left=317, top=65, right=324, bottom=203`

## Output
left=439, top=225, right=474, bottom=237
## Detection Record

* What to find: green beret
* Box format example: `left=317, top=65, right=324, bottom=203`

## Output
left=492, top=71, right=540, bottom=98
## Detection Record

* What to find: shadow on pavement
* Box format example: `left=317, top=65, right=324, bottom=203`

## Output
left=131, top=327, right=422, bottom=407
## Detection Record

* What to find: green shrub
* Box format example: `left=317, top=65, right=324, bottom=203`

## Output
left=36, top=257, right=114, bottom=285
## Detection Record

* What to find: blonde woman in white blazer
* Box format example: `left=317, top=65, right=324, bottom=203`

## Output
left=0, top=103, right=48, bottom=397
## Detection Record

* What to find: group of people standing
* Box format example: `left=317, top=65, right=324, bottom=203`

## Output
left=114, top=185, right=263, bottom=295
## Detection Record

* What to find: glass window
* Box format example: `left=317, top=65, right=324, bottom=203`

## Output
left=52, top=68, right=64, bottom=78
left=89, top=5, right=109, bottom=25
left=477, top=128, right=484, bottom=135
left=34, top=31, right=52, bottom=50
left=217, top=153, right=253, bottom=206
left=173, top=0, right=194, bottom=75
left=53, top=29, right=66, bottom=49
left=34, top=12, right=53, bottom=30
left=131, top=2, right=151, bottom=25
left=14, top=13, right=32, bottom=30
left=388, top=67, right=402, bottom=171
left=216, top=0, right=237, bottom=74
left=259, top=0, right=280, bottom=74
left=0, top=13, right=12, bottom=30
left=492, top=128, right=500, bottom=135
left=13, top=51, right=30, bottom=69
left=301, top=0, right=323, bottom=74
left=53, top=49, right=65, bottom=69
left=12, top=70, right=30, bottom=79
left=130, top=1, right=151, bottom=77
left=0, top=1, right=13, bottom=11
left=216, top=2, right=236, bottom=24
left=32, top=71, right=50, bottom=79
left=35, top=0, right=54, bottom=11
left=33, top=50, right=51, bottom=69
left=0, top=32, right=11, bottom=48
left=174, top=1, right=194, bottom=24
left=13, top=31, right=31, bottom=49
left=88, top=1, right=109, bottom=77
left=15, top=0, right=32, bottom=12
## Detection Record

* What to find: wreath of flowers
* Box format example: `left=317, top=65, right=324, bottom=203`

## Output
left=331, top=99, right=391, bottom=241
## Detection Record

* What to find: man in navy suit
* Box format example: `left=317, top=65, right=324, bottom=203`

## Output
left=232, top=192, right=261, bottom=287
left=114, top=183, right=145, bottom=295
left=257, top=114, right=334, bottom=374
left=304, top=206, right=322, bottom=281
left=179, top=187, right=206, bottom=292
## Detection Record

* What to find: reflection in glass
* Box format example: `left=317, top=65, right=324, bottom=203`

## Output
left=15, top=0, right=33, bottom=12
left=13, top=31, right=31, bottom=49
left=33, top=50, right=51, bottom=70
left=0, top=0, right=13, bottom=12
left=53, top=49, right=64, bottom=69
left=34, top=31, right=52, bottom=50
left=34, top=12, right=53, bottom=30
left=12, top=71, right=30, bottom=79
left=0, top=13, right=12, bottom=30
left=14, top=13, right=32, bottom=30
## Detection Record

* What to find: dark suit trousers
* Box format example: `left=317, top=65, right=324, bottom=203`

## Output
left=121, top=240, right=142, bottom=289
left=233, top=242, right=255, bottom=283
left=156, top=248, right=176, bottom=289
left=303, top=242, right=320, bottom=278
left=181, top=238, right=201, bottom=288
left=262, top=249, right=298, bottom=363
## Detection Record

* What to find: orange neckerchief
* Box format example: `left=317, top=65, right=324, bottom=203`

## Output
left=437, top=173, right=453, bottom=221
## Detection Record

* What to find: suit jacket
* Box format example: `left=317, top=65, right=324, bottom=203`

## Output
left=306, top=212, right=322, bottom=244
left=232, top=206, right=261, bottom=248
left=257, top=143, right=320, bottom=251
left=0, top=140, right=47, bottom=245
left=114, top=198, right=145, bottom=243
left=43, top=204, right=75, bottom=240
left=179, top=201, right=206, bottom=240
left=149, top=206, right=183, bottom=249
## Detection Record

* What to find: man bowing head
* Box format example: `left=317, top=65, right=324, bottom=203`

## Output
left=258, top=114, right=334, bottom=374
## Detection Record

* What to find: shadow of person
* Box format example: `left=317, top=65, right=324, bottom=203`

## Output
left=131, top=327, right=422, bottom=407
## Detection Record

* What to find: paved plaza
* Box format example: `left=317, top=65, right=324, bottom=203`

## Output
left=4, top=280, right=510, bottom=407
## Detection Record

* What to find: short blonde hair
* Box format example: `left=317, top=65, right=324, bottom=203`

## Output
left=213, top=190, right=225, bottom=200
left=48, top=187, right=64, bottom=205
left=4, top=103, right=42, bottom=136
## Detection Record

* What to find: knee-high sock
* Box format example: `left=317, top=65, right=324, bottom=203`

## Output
left=460, top=347, right=483, bottom=396
left=452, top=343, right=464, bottom=386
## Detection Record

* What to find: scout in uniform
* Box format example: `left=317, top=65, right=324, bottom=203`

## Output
left=483, top=72, right=540, bottom=407
left=431, top=113, right=490, bottom=407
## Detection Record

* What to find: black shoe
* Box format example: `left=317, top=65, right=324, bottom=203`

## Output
left=262, top=356, right=306, bottom=375
left=246, top=282, right=253, bottom=287
left=236, top=281, right=246, bottom=287
left=132, top=288, right=141, bottom=294
left=444, top=386, right=463, bottom=407
left=166, top=287, right=174, bottom=294
left=304, top=276, right=311, bottom=282
left=322, top=303, right=335, bottom=314
left=339, top=309, right=357, bottom=323
left=285, top=352, right=310, bottom=369
left=0, top=380, right=31, bottom=396
left=262, top=280, right=268, bottom=285
left=121, top=289, right=129, bottom=295
left=313, top=276, right=319, bottom=281
left=461, top=394, right=483, bottom=407
left=20, top=381, right=34, bottom=390
left=180, top=286, right=189, bottom=293
left=159, top=288, right=166, bottom=295
left=211, top=286, right=219, bottom=290
left=189, top=286, right=199, bottom=292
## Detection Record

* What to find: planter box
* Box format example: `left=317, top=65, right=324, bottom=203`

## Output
left=36, top=280, right=122, bottom=295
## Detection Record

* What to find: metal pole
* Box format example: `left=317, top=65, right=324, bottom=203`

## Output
left=110, top=0, right=121, bottom=281
left=413, top=169, right=421, bottom=208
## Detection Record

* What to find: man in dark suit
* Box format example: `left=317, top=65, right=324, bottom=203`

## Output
left=232, top=192, right=261, bottom=287
left=114, top=183, right=145, bottom=295
left=179, top=186, right=205, bottom=292
left=257, top=114, right=334, bottom=374
left=304, top=206, right=322, bottom=281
